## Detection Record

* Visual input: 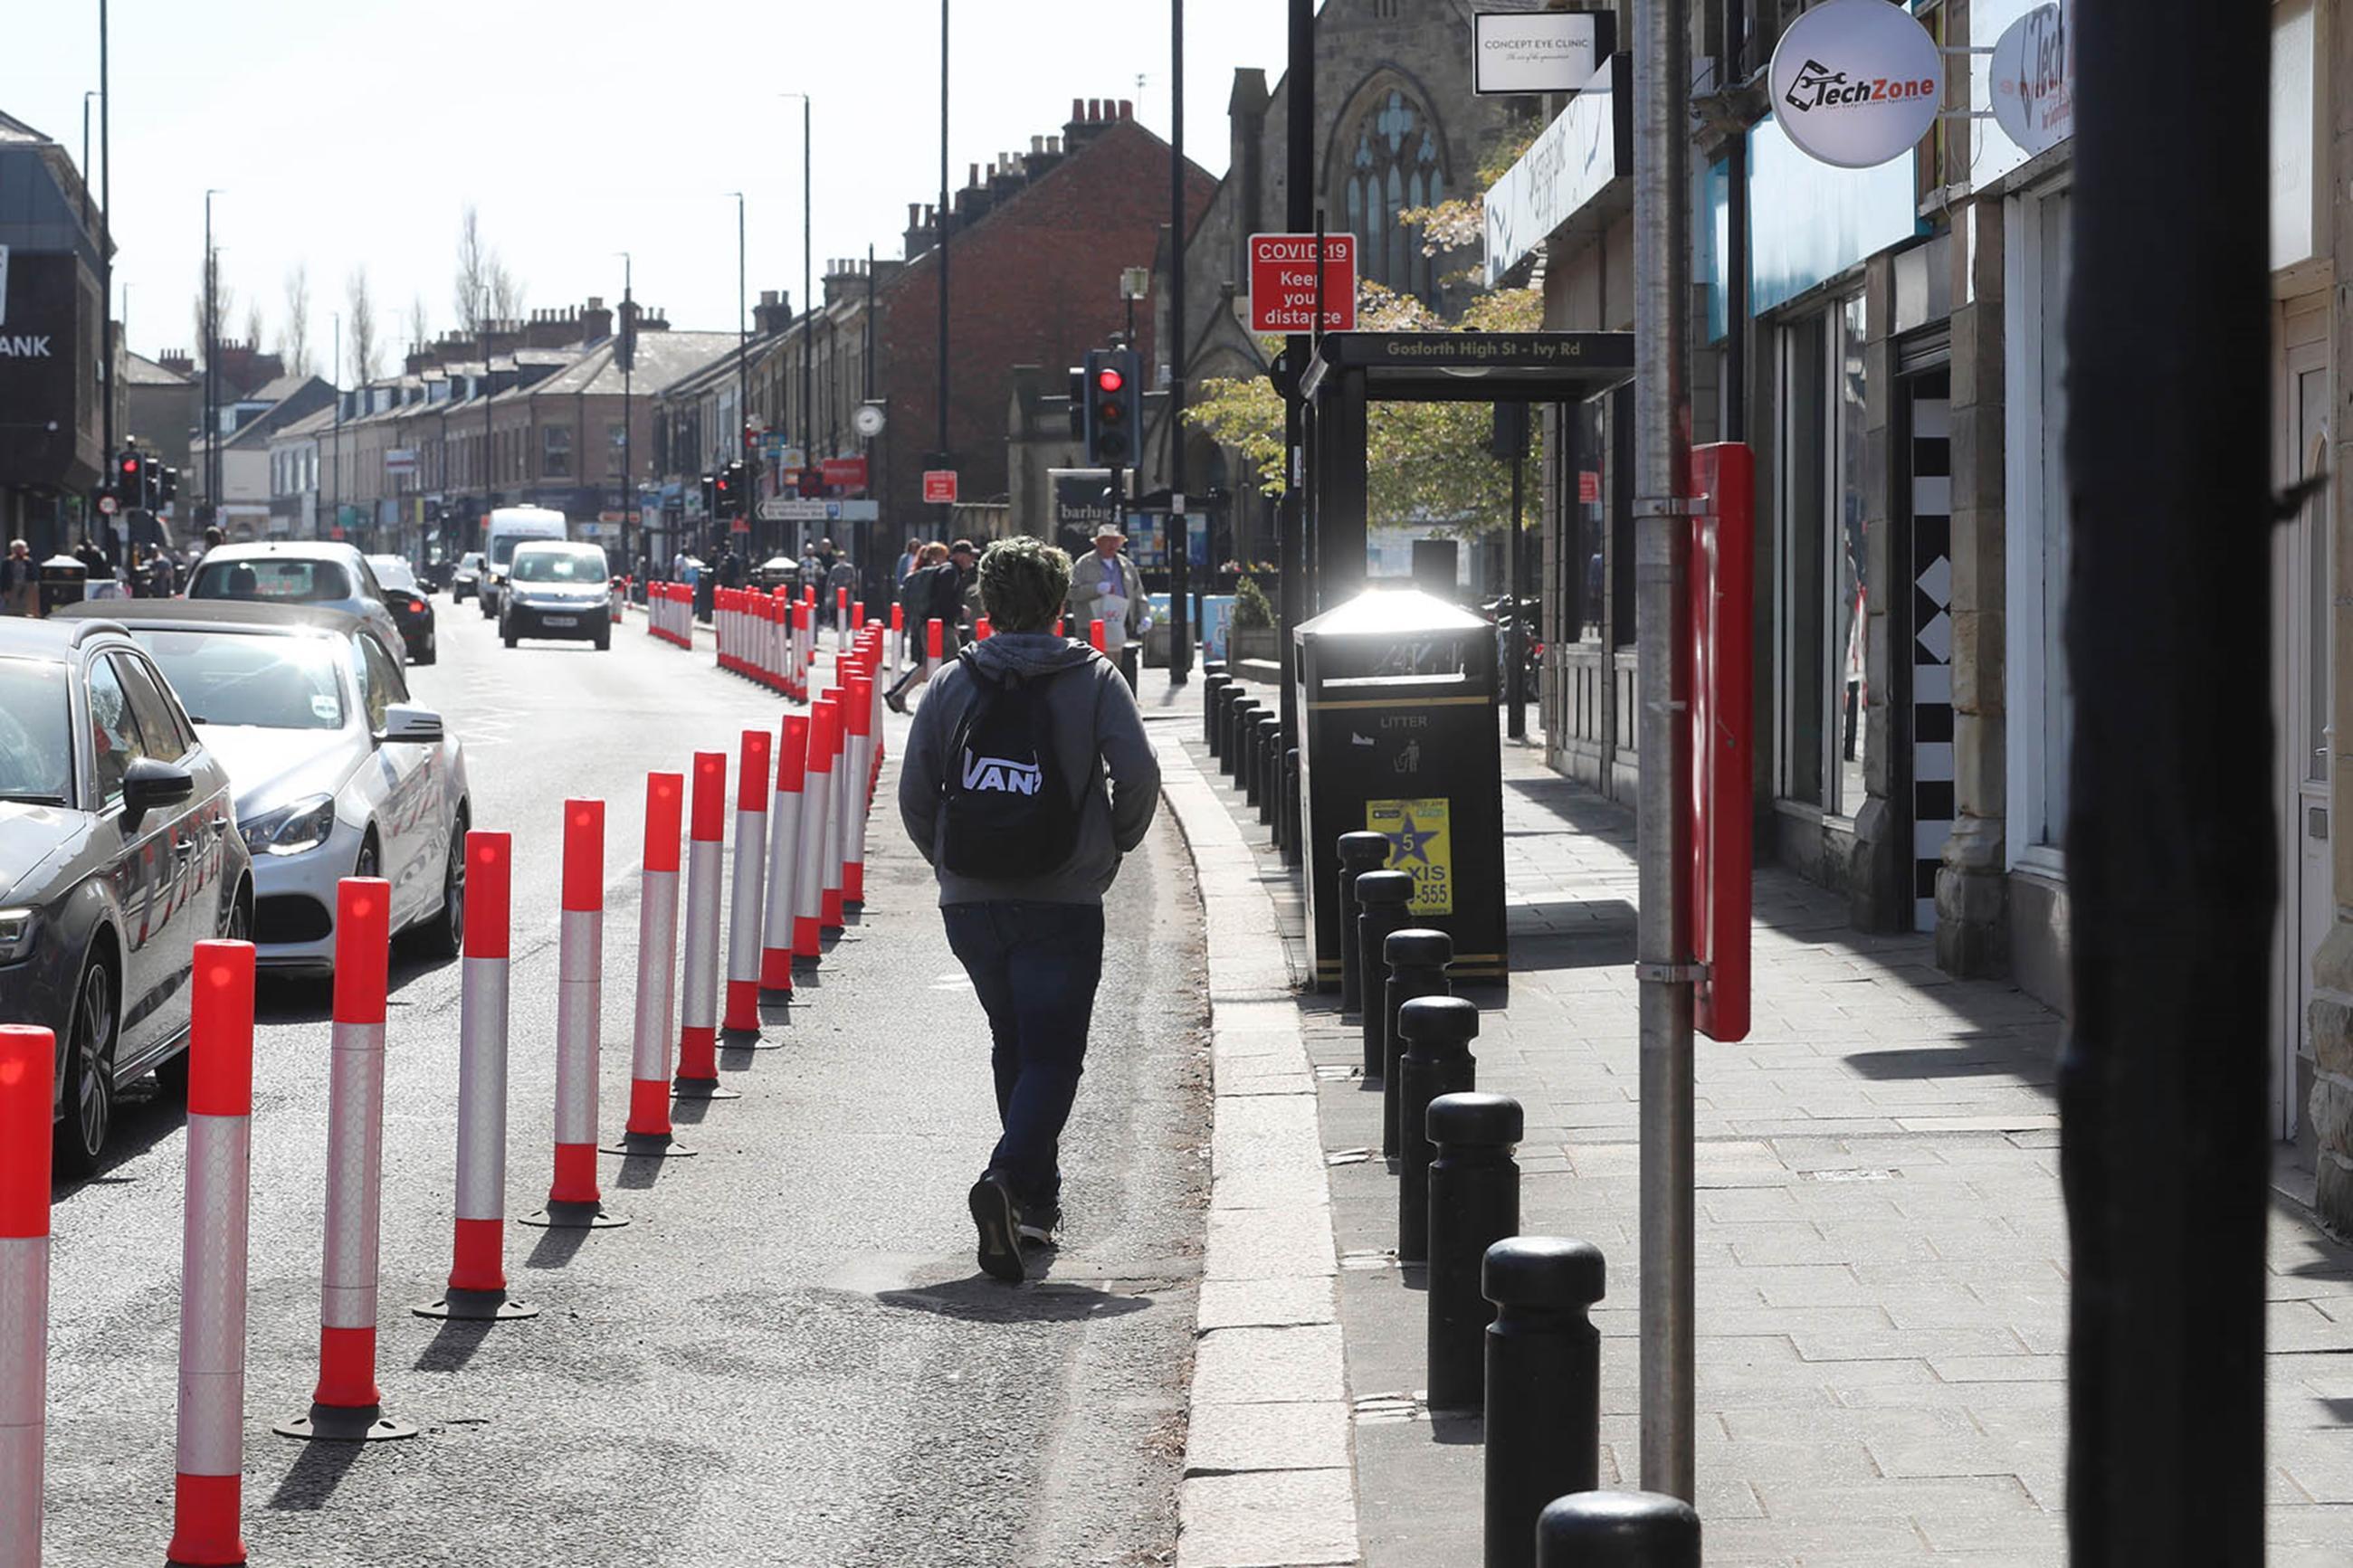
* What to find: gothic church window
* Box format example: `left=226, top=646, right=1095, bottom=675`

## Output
left=1341, top=88, right=1447, bottom=305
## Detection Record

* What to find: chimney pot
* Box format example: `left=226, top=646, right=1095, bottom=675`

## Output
left=1119, top=99, right=1133, bottom=120
left=1031, top=135, right=1045, bottom=155
left=1072, top=97, right=1085, bottom=123
left=1049, top=135, right=1062, bottom=154
left=968, top=161, right=981, bottom=186
left=1088, top=98, right=1101, bottom=121
left=586, top=297, right=602, bottom=311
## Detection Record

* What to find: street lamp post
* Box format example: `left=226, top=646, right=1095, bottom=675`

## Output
left=1167, top=0, right=1191, bottom=683
left=780, top=93, right=813, bottom=491
left=936, top=0, right=952, bottom=535
left=330, top=311, right=340, bottom=539
left=728, top=191, right=747, bottom=558
left=617, top=251, right=634, bottom=579
left=204, top=189, right=221, bottom=537
left=98, top=2, right=114, bottom=467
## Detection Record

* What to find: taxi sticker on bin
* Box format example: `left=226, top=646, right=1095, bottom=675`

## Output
left=1368, top=796, right=1453, bottom=917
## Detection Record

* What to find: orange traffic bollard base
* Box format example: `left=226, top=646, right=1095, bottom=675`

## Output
left=519, top=1199, right=629, bottom=1231
left=272, top=1402, right=419, bottom=1443
left=411, top=1287, right=540, bottom=1322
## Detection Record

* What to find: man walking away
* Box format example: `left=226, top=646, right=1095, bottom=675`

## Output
left=1, top=540, right=37, bottom=617
left=884, top=542, right=954, bottom=711
left=897, top=537, right=1161, bottom=1282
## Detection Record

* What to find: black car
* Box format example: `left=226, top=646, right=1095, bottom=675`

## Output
left=500, top=541, right=614, bottom=651
left=367, top=555, right=438, bottom=665
left=0, top=618, right=255, bottom=1172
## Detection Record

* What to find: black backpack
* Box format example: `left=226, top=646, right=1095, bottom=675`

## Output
left=939, top=649, right=1088, bottom=880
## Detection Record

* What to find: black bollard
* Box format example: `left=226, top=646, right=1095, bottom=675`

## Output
left=1240, top=705, right=1267, bottom=806
left=1256, top=717, right=1282, bottom=827
left=1203, top=671, right=1231, bottom=752
left=1354, top=873, right=1418, bottom=1081
left=1335, top=832, right=1394, bottom=1016
left=1382, top=928, right=1453, bottom=1157
left=1282, top=749, right=1303, bottom=870
left=1535, top=1492, right=1700, bottom=1568
left=1425, top=1092, right=1521, bottom=1411
left=1224, top=696, right=1259, bottom=781
left=1217, top=685, right=1245, bottom=769
left=1483, top=1237, right=1606, bottom=1568
left=1396, top=993, right=1478, bottom=1261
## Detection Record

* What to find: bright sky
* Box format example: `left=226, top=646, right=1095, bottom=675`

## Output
left=5, top=0, right=1289, bottom=375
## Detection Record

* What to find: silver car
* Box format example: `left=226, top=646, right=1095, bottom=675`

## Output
left=187, top=540, right=407, bottom=667
left=61, top=601, right=471, bottom=974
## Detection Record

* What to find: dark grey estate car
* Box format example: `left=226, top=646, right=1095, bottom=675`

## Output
left=0, top=618, right=254, bottom=1172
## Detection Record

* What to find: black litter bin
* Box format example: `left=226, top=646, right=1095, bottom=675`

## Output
left=1296, top=586, right=1506, bottom=994
left=38, top=555, right=88, bottom=616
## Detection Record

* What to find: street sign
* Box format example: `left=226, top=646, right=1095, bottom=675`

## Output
left=922, top=470, right=959, bottom=505
left=1247, top=234, right=1358, bottom=334
left=384, top=449, right=418, bottom=474
left=1688, top=442, right=1756, bottom=1043
left=821, top=457, right=869, bottom=492
left=1767, top=0, right=1942, bottom=170
left=758, top=498, right=832, bottom=523
left=96, top=494, right=117, bottom=516
left=1473, top=10, right=1613, bottom=95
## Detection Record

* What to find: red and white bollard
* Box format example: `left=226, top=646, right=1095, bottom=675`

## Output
left=674, top=752, right=740, bottom=1101
left=976, top=615, right=993, bottom=641
left=612, top=774, right=696, bottom=1157
left=721, top=728, right=773, bottom=1040
left=1090, top=618, right=1107, bottom=654
left=168, top=941, right=257, bottom=1564
left=819, top=690, right=849, bottom=932
left=834, top=585, right=850, bottom=652
left=415, top=833, right=538, bottom=1320
left=759, top=716, right=809, bottom=1003
left=276, top=879, right=416, bottom=1441
left=926, top=617, right=946, bottom=684
left=0, top=1025, right=52, bottom=1565
left=852, top=600, right=865, bottom=632
left=527, top=801, right=624, bottom=1230
left=842, top=673, right=874, bottom=907
left=891, top=601, right=905, bottom=676
left=793, top=698, right=839, bottom=963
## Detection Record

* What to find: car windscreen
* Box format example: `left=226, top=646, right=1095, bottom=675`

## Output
left=510, top=548, right=607, bottom=584
left=129, top=629, right=347, bottom=731
left=367, top=556, right=419, bottom=591
left=192, top=556, right=355, bottom=604
left=0, top=658, right=73, bottom=803
left=490, top=532, right=561, bottom=567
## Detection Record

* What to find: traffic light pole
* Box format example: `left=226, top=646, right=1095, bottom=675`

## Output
left=1165, top=0, right=1191, bottom=685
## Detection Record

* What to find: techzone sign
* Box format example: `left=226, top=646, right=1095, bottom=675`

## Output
left=1769, top=0, right=1944, bottom=169
left=1247, top=234, right=1358, bottom=334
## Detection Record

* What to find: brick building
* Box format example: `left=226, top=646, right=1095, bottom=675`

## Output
left=749, top=100, right=1215, bottom=539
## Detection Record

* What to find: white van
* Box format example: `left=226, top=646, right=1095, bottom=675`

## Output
left=475, top=507, right=569, bottom=619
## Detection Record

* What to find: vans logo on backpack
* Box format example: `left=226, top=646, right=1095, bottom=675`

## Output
left=960, top=753, right=1043, bottom=795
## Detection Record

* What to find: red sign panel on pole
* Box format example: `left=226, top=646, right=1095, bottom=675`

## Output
left=1687, top=442, right=1755, bottom=1043
left=922, top=470, right=958, bottom=505
left=1246, top=233, right=1359, bottom=334
left=821, top=457, right=869, bottom=493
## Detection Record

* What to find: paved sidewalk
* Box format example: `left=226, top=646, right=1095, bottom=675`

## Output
left=1157, top=674, right=2353, bottom=1567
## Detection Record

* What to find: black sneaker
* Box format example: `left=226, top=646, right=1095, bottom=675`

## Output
left=968, top=1172, right=1025, bottom=1283
left=885, top=689, right=910, bottom=715
left=1017, top=1201, right=1062, bottom=1249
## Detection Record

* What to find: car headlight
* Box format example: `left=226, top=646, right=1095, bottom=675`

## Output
left=0, top=907, right=35, bottom=964
left=240, top=794, right=338, bottom=857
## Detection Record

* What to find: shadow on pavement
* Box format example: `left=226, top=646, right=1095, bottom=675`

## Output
left=262, top=1436, right=367, bottom=1512
left=521, top=1222, right=592, bottom=1271
left=875, top=1276, right=1154, bottom=1325
left=51, top=1079, right=186, bottom=1203
left=414, top=1317, right=497, bottom=1374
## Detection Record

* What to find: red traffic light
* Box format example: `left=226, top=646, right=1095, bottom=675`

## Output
left=121, top=457, right=140, bottom=475
left=1095, top=366, right=1125, bottom=394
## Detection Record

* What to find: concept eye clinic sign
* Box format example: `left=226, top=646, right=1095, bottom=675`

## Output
left=1990, top=2, right=2073, bottom=158
left=1246, top=233, right=1358, bottom=334
left=1768, top=0, right=1944, bottom=169
left=1473, top=11, right=1614, bottom=96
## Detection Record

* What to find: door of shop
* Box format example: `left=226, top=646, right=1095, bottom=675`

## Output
left=2275, top=304, right=2330, bottom=1144
left=1901, top=363, right=1955, bottom=933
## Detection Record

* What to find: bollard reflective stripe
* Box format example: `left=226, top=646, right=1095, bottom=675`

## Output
left=278, top=878, right=416, bottom=1441
left=452, top=833, right=510, bottom=1281
left=0, top=1024, right=52, bottom=1568
left=675, top=753, right=729, bottom=1087
left=626, top=774, right=685, bottom=1138
left=818, top=689, right=847, bottom=931
left=842, top=674, right=874, bottom=905
left=761, top=717, right=809, bottom=997
left=722, top=728, right=771, bottom=1034
left=547, top=801, right=605, bottom=1212
left=170, top=940, right=254, bottom=1565
left=794, top=699, right=839, bottom=960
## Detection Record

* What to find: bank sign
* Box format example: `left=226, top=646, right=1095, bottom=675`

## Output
left=0, top=246, right=58, bottom=359
left=0, top=245, right=86, bottom=488
left=1768, top=0, right=1943, bottom=169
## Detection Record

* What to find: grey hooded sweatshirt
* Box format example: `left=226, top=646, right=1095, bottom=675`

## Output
left=896, top=632, right=1161, bottom=906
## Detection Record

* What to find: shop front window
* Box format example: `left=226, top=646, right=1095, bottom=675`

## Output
left=1778, top=292, right=1872, bottom=814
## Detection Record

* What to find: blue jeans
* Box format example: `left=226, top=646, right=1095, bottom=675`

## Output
left=941, top=900, right=1106, bottom=1208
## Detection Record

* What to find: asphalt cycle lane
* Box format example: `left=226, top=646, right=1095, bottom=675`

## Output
left=37, top=600, right=1209, bottom=1566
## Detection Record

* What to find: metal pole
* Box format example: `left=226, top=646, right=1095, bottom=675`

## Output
left=1167, top=0, right=1191, bottom=683
left=937, top=0, right=952, bottom=537
left=99, top=0, right=113, bottom=464
left=1723, top=4, right=1749, bottom=447
left=205, top=192, right=215, bottom=536
left=622, top=253, right=633, bottom=576
left=735, top=192, right=748, bottom=462
left=1277, top=0, right=1312, bottom=803
left=1507, top=431, right=1527, bottom=740
left=804, top=96, right=814, bottom=478
left=2062, top=3, right=2271, bottom=1562
left=1631, top=0, right=1694, bottom=1504
left=331, top=312, right=340, bottom=536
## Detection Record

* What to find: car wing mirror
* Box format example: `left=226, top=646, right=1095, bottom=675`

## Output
left=120, top=755, right=195, bottom=821
left=379, top=703, right=445, bottom=746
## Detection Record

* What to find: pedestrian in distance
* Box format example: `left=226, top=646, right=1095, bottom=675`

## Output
left=824, top=549, right=858, bottom=606
left=884, top=541, right=969, bottom=713
left=1, top=539, right=38, bottom=616
left=895, top=537, right=923, bottom=585
left=897, top=536, right=1161, bottom=1282
left=1065, top=524, right=1149, bottom=690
